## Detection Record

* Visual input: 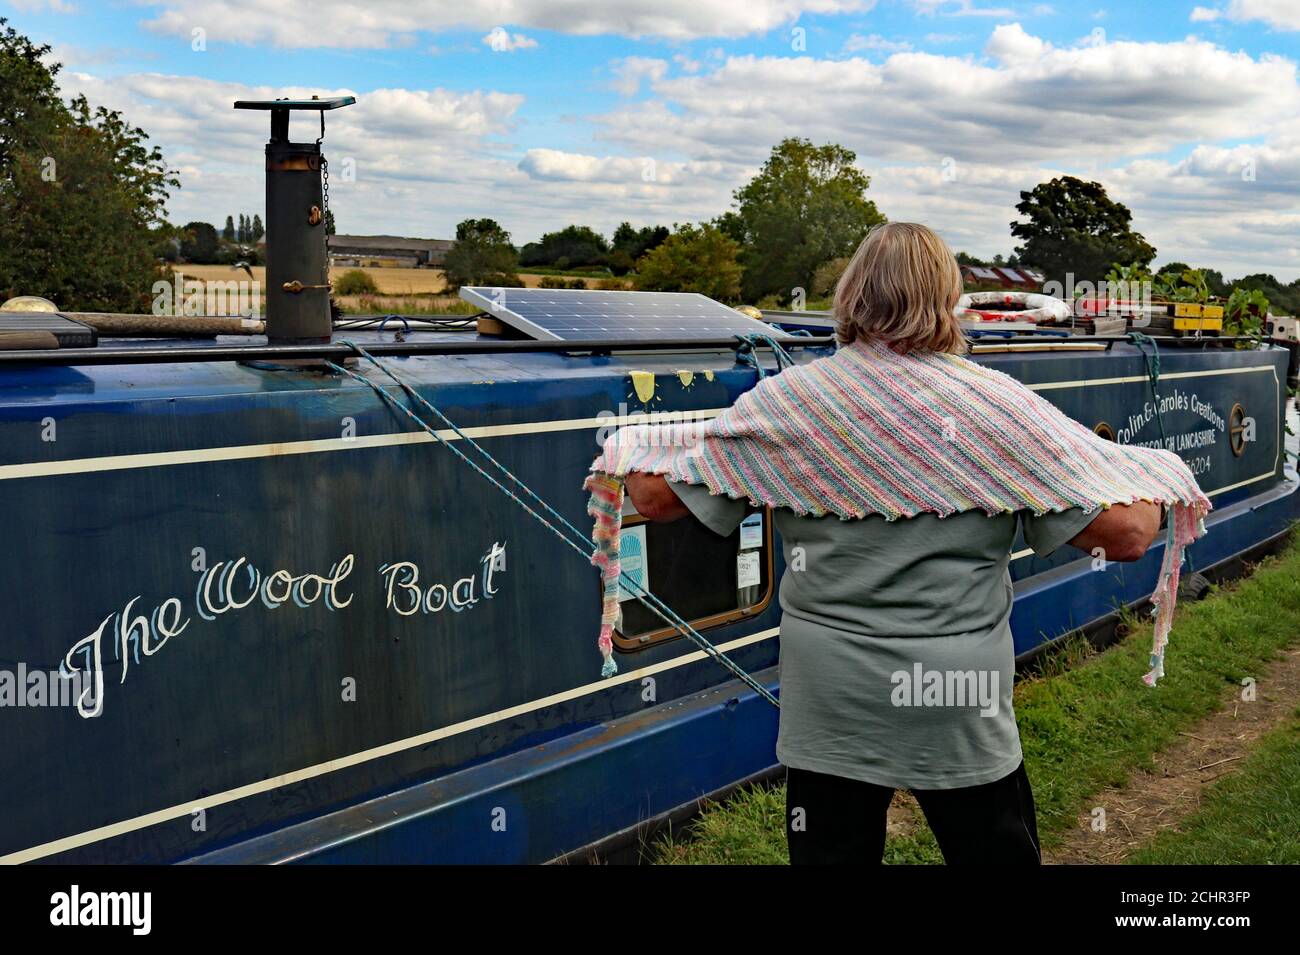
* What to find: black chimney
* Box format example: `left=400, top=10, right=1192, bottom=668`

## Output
left=233, top=95, right=355, bottom=342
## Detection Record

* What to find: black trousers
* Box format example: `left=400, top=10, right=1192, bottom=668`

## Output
left=785, top=761, right=1041, bottom=865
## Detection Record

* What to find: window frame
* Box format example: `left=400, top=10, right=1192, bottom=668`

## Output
left=611, top=506, right=777, bottom=652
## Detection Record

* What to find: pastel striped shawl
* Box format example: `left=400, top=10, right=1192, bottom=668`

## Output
left=586, top=338, right=1211, bottom=685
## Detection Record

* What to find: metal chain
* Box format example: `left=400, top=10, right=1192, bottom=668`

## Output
left=320, top=155, right=331, bottom=286
left=318, top=110, right=331, bottom=286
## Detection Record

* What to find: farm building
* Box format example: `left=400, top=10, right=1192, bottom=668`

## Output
left=328, top=234, right=455, bottom=268
left=960, top=264, right=1046, bottom=289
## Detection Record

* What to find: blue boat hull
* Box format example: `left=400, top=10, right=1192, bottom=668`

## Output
left=0, top=338, right=1293, bottom=863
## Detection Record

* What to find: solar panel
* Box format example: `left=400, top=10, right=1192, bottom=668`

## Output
left=0, top=312, right=96, bottom=348
left=459, top=287, right=792, bottom=343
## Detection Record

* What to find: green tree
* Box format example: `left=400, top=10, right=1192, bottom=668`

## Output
left=1233, top=273, right=1300, bottom=315
left=324, top=208, right=336, bottom=236
left=633, top=223, right=742, bottom=301
left=333, top=268, right=378, bottom=296
left=0, top=21, right=176, bottom=311
left=518, top=224, right=610, bottom=269
left=442, top=217, right=522, bottom=290
left=727, top=138, right=885, bottom=304
left=178, top=221, right=219, bottom=263
left=0, top=18, right=61, bottom=181
left=251, top=213, right=264, bottom=242
left=608, top=222, right=669, bottom=275
left=1011, top=176, right=1155, bottom=285
left=222, top=215, right=235, bottom=241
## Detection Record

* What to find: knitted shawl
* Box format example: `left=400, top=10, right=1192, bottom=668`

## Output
left=585, top=338, right=1211, bottom=686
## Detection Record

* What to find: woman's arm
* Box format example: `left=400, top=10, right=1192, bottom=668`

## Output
left=625, top=472, right=690, bottom=522
left=1067, top=501, right=1163, bottom=562
left=631, top=472, right=1163, bottom=559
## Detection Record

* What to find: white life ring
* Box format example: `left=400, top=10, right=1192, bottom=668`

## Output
left=956, top=291, right=1072, bottom=324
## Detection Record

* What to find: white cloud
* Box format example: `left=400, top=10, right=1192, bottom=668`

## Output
left=57, top=71, right=530, bottom=232
left=1192, top=1, right=1300, bottom=30
left=8, top=0, right=76, bottom=11
left=1223, top=0, right=1300, bottom=30
left=580, top=24, right=1300, bottom=277
left=985, top=21, right=1050, bottom=59
left=141, top=1, right=875, bottom=47
left=609, top=57, right=670, bottom=95
left=54, top=70, right=740, bottom=247
left=912, top=1, right=1016, bottom=17
left=595, top=27, right=1298, bottom=166
left=54, top=22, right=1300, bottom=280
left=481, top=29, right=538, bottom=52
left=842, top=34, right=913, bottom=53
left=517, top=148, right=731, bottom=187
left=519, top=149, right=652, bottom=183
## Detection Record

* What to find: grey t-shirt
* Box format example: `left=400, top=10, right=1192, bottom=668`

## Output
left=668, top=480, right=1095, bottom=790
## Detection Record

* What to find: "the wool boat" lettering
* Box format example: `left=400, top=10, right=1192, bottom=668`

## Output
left=58, top=543, right=508, bottom=719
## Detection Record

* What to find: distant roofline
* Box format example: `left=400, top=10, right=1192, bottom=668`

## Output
left=330, top=234, right=454, bottom=248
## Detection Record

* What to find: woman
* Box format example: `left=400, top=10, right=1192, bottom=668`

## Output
left=591, top=222, right=1204, bottom=865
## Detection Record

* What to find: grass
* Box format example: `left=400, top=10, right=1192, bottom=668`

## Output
left=1127, top=712, right=1300, bottom=865
left=652, top=532, right=1300, bottom=864
left=652, top=782, right=788, bottom=865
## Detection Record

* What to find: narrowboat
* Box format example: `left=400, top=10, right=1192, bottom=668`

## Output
left=0, top=97, right=1295, bottom=865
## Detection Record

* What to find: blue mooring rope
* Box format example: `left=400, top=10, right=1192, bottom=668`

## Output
left=1128, top=331, right=1166, bottom=445
left=734, top=333, right=796, bottom=379
left=328, top=340, right=781, bottom=708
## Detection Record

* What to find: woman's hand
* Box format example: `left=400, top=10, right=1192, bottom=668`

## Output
left=1068, top=501, right=1163, bottom=562
left=625, top=473, right=689, bottom=523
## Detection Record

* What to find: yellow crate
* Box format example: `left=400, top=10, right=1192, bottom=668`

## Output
left=1171, top=302, right=1203, bottom=317
left=1173, top=316, right=1224, bottom=332
left=1202, top=305, right=1225, bottom=320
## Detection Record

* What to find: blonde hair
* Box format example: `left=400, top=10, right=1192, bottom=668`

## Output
left=833, top=222, right=966, bottom=355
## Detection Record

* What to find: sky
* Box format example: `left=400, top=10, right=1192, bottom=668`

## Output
left=6, top=0, right=1300, bottom=280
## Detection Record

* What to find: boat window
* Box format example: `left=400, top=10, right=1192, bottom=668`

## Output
left=612, top=506, right=775, bottom=650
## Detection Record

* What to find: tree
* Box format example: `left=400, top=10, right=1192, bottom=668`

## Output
left=178, top=221, right=219, bottom=263
left=0, top=18, right=61, bottom=181
left=608, top=222, right=669, bottom=275
left=333, top=268, right=378, bottom=295
left=324, top=208, right=336, bottom=236
left=442, top=217, right=522, bottom=290
left=0, top=20, right=176, bottom=311
left=1011, top=176, right=1155, bottom=285
left=518, top=224, right=609, bottom=269
left=1233, top=273, right=1300, bottom=315
left=633, top=223, right=742, bottom=301
left=727, top=138, right=885, bottom=304
left=222, top=215, right=235, bottom=242
left=251, top=214, right=264, bottom=242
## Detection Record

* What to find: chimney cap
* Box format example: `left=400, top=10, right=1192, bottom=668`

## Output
left=233, top=95, right=355, bottom=111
